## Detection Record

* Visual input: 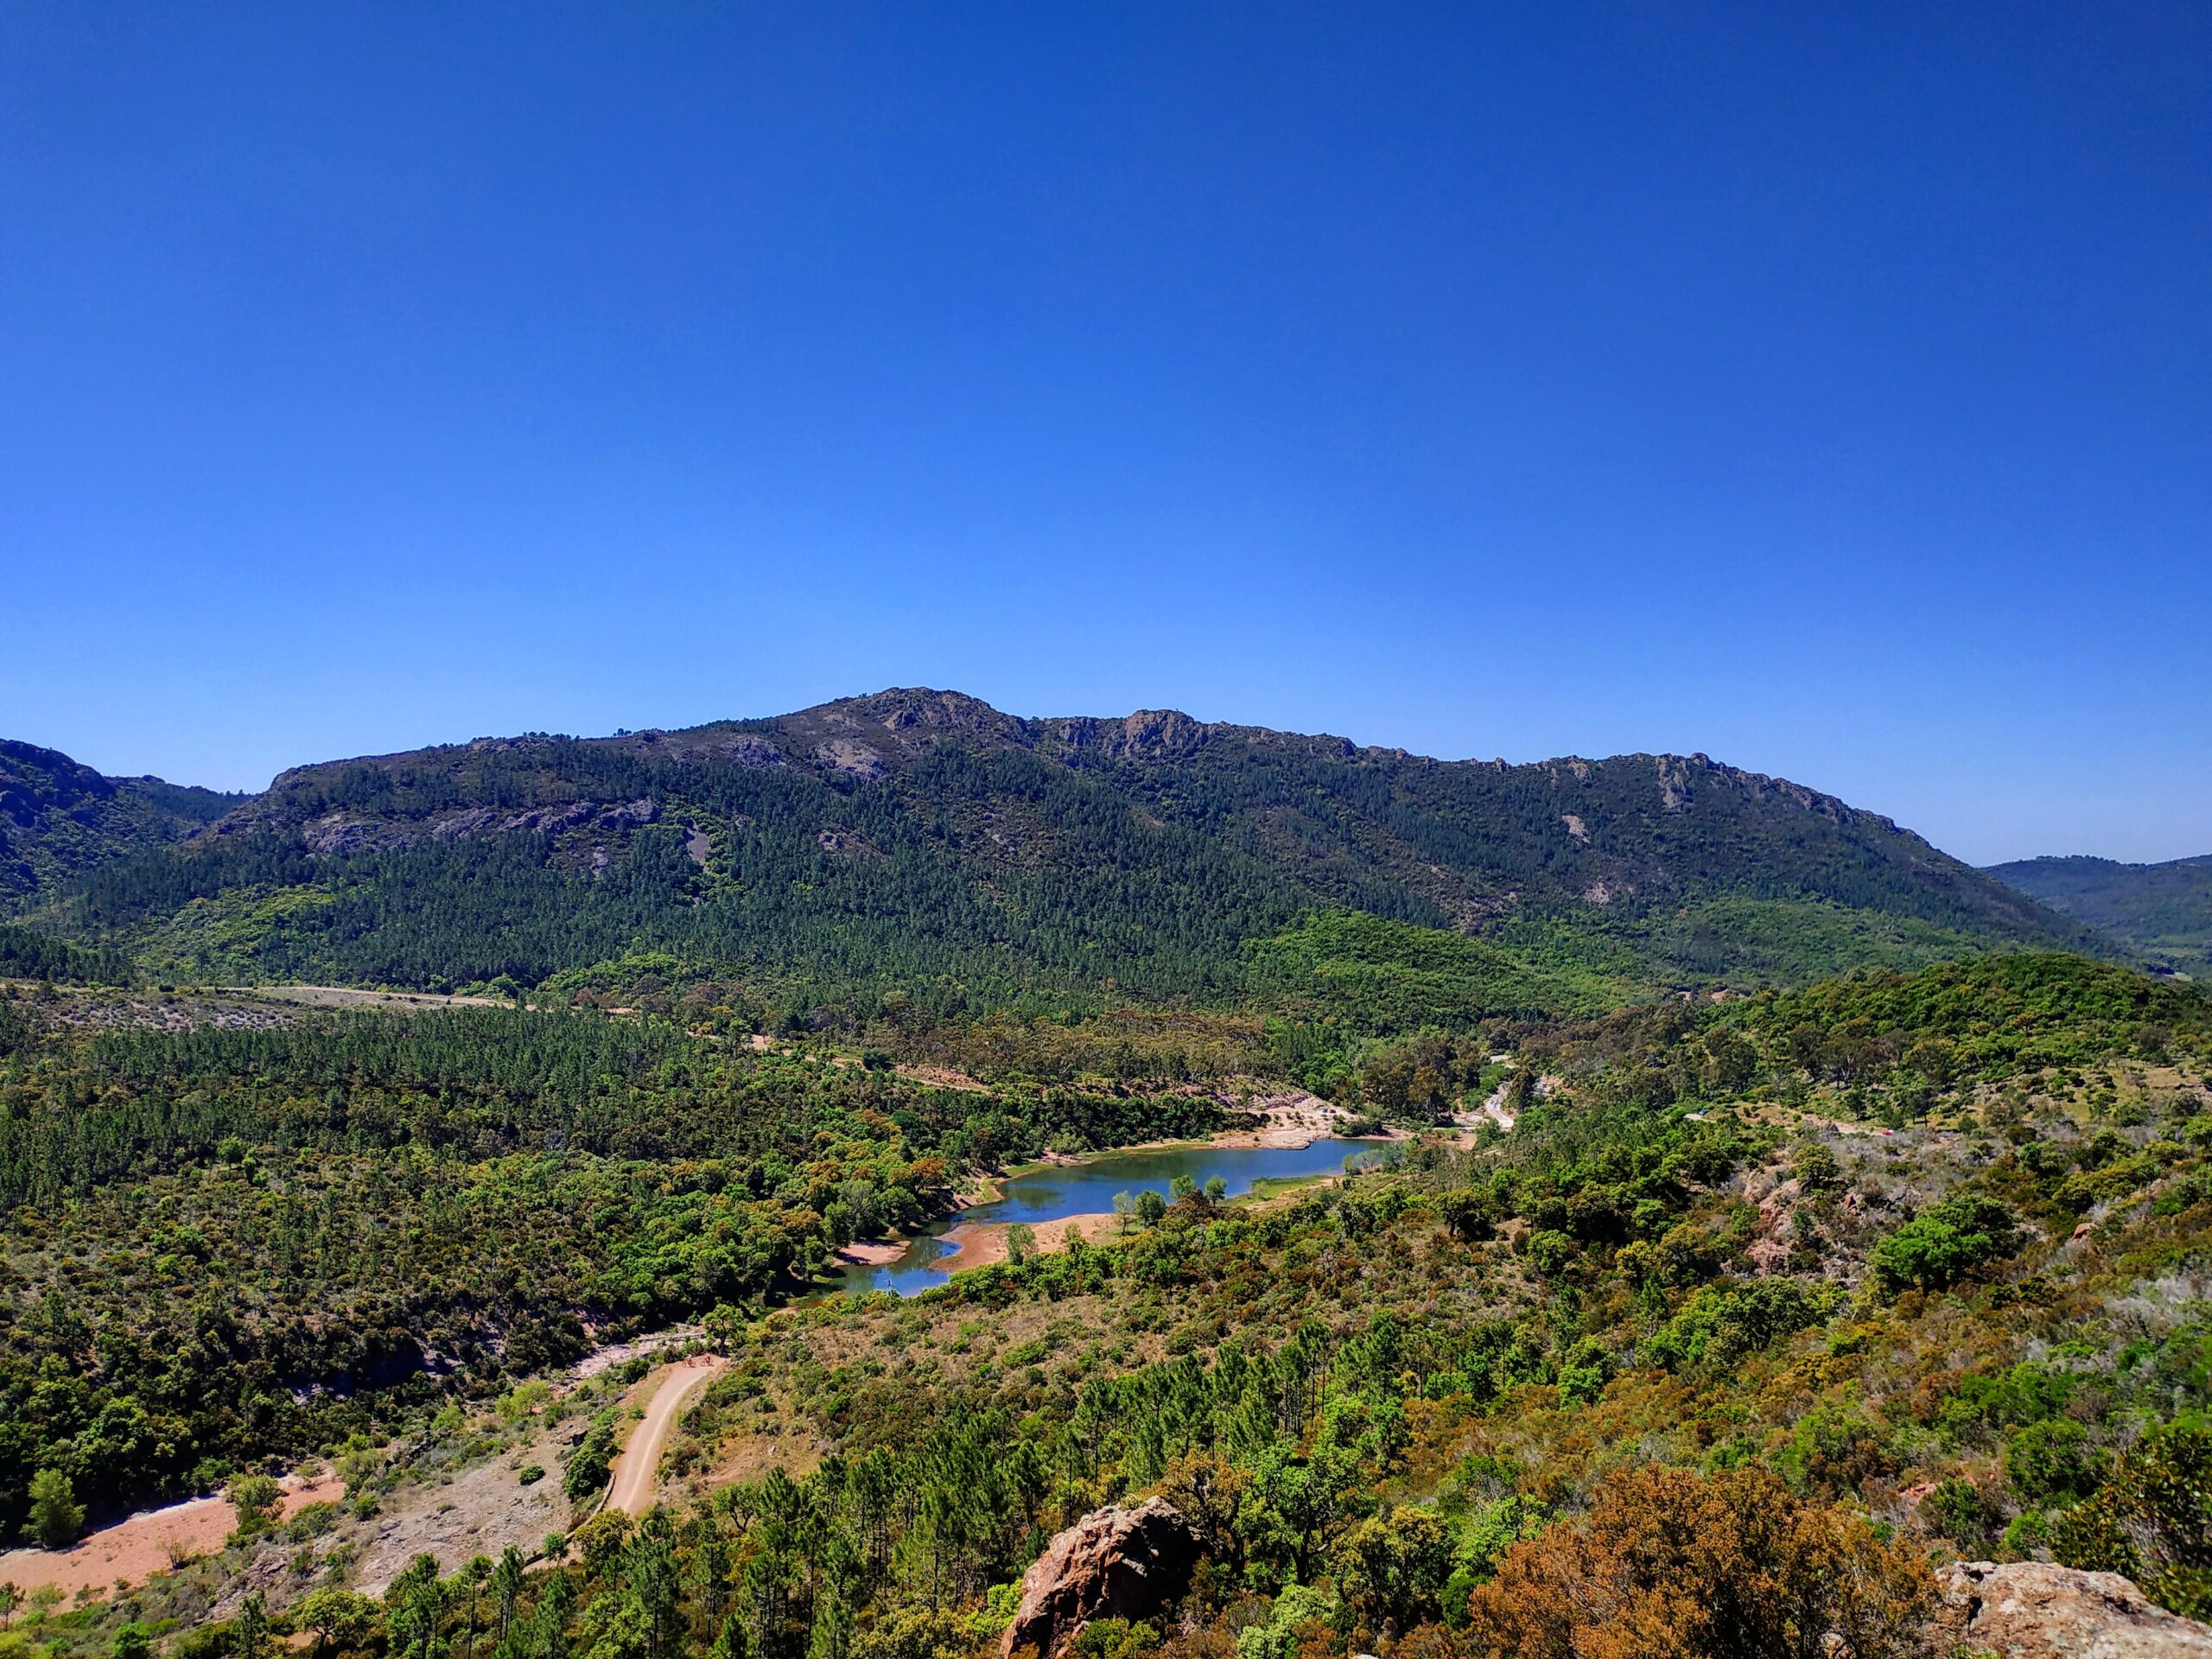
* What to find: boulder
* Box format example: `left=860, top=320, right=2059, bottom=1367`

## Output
left=1936, top=1560, right=2212, bottom=1658
left=1001, top=1498, right=1197, bottom=1659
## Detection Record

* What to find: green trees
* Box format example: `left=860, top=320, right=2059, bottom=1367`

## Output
left=226, top=1471, right=283, bottom=1539
left=1334, top=1504, right=1455, bottom=1641
left=1869, top=1193, right=2021, bottom=1294
left=25, top=1467, right=83, bottom=1546
left=294, top=1587, right=378, bottom=1659
left=1643, top=1281, right=1834, bottom=1371
left=0, top=995, right=1127, bottom=1530
left=492, top=1546, right=527, bottom=1647
left=567, top=1422, right=620, bottom=1504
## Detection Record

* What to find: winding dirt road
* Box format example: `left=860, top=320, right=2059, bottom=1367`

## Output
left=607, top=1357, right=724, bottom=1515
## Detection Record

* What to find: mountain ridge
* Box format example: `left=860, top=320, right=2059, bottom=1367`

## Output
left=0, top=737, right=244, bottom=903
left=6, top=689, right=2105, bottom=1016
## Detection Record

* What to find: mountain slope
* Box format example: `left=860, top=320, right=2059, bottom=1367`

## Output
left=36, top=689, right=2092, bottom=1012
left=1989, top=852, right=2212, bottom=978
left=0, top=739, right=242, bottom=907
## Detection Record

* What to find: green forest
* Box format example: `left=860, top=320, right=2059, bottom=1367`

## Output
left=1, top=699, right=2207, bottom=1659
left=7, top=694, right=2099, bottom=1029
left=2, top=949, right=2208, bottom=1659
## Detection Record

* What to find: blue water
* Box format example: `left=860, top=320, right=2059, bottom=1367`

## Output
left=834, top=1137, right=1372, bottom=1296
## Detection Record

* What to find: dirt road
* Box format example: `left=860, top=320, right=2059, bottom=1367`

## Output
left=607, top=1357, right=724, bottom=1515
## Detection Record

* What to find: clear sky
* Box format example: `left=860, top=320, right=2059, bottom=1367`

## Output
left=3, top=4, right=2207, bottom=865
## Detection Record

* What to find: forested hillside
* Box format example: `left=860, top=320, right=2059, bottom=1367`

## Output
left=0, top=741, right=239, bottom=906
left=1991, top=851, right=2212, bottom=979
left=6, top=696, right=2202, bottom=1659
left=12, top=690, right=2093, bottom=1021
left=7, top=950, right=2208, bottom=1659
left=0, top=984, right=1238, bottom=1542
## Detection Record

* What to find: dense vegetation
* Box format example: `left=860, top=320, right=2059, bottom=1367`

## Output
left=0, top=740, right=239, bottom=906
left=0, top=694, right=2202, bottom=1658
left=3, top=950, right=2208, bottom=1659
left=12, top=691, right=2094, bottom=1020
left=1992, top=851, right=2212, bottom=979
left=0, top=990, right=1228, bottom=1540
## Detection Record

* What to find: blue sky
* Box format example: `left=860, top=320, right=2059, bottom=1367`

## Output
left=3, top=3, right=2206, bottom=865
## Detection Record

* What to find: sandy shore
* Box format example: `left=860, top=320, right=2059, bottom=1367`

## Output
left=0, top=1473, right=344, bottom=1600
left=834, top=1239, right=907, bottom=1267
left=934, top=1211, right=1119, bottom=1270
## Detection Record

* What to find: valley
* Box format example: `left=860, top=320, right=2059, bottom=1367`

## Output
left=0, top=696, right=2207, bottom=1659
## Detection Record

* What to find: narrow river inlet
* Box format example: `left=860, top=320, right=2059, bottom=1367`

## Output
left=833, top=1135, right=1376, bottom=1296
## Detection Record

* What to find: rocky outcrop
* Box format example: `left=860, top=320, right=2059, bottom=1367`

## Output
left=1936, top=1560, right=2212, bottom=1658
left=1001, top=1498, right=1196, bottom=1659
left=295, top=797, right=659, bottom=856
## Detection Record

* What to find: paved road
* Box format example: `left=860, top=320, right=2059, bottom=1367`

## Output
left=607, top=1357, right=724, bottom=1515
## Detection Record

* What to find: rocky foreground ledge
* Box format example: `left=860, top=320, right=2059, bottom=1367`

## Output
left=998, top=1503, right=2212, bottom=1659
left=1936, top=1561, right=2212, bottom=1658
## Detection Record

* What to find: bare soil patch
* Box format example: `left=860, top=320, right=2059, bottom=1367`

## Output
left=835, top=1240, right=907, bottom=1267
left=936, top=1211, right=1117, bottom=1271
left=349, top=1435, right=568, bottom=1598
left=0, top=1475, right=341, bottom=1600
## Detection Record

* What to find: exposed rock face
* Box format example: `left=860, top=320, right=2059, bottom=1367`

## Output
left=1001, top=1498, right=1196, bottom=1659
left=1937, top=1560, right=2212, bottom=1658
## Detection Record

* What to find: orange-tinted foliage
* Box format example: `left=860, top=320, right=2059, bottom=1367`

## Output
left=1464, top=1465, right=1933, bottom=1659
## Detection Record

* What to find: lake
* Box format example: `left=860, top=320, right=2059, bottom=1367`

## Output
left=832, top=1135, right=1376, bottom=1296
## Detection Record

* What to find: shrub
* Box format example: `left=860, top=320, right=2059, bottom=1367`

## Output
left=2005, top=1419, right=2100, bottom=1505
left=226, top=1473, right=283, bottom=1538
left=1465, top=1465, right=1934, bottom=1658
left=1336, top=1504, right=1456, bottom=1640
left=1919, top=1478, right=1998, bottom=1549
left=26, top=1469, right=84, bottom=1548
left=2051, top=1422, right=2212, bottom=1620
left=1644, top=1280, right=1834, bottom=1371
left=1478, top=1478, right=1946, bottom=1654
left=564, top=1421, right=618, bottom=1503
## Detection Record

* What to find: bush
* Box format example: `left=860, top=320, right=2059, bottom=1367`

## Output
left=26, top=1469, right=84, bottom=1548
left=1919, top=1478, right=1998, bottom=1549
left=2051, top=1423, right=2212, bottom=1620
left=564, top=1421, right=618, bottom=1503
left=2005, top=1419, right=2100, bottom=1505
left=1466, top=1465, right=1934, bottom=1659
left=1644, top=1280, right=1834, bottom=1372
left=1336, top=1504, right=1456, bottom=1640
left=226, top=1473, right=282, bottom=1537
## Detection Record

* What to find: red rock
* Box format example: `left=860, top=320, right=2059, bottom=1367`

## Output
left=1001, top=1498, right=1197, bottom=1659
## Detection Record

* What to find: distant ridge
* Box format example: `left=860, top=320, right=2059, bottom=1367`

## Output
left=1989, top=852, right=2212, bottom=979
left=0, top=737, right=243, bottom=904
left=6, top=689, right=2102, bottom=1010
